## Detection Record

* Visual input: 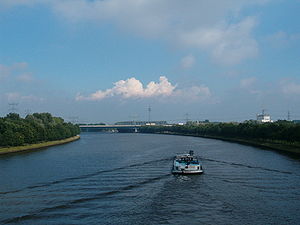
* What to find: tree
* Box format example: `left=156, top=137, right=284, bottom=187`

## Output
left=0, top=113, right=80, bottom=147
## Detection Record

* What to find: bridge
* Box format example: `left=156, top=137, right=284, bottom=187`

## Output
left=79, top=124, right=142, bottom=133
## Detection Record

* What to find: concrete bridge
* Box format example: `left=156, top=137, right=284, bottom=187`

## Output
left=79, top=124, right=142, bottom=133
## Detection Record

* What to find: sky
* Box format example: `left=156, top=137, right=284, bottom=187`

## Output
left=0, top=0, right=300, bottom=124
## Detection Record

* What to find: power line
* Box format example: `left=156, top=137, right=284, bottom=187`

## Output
left=68, top=116, right=79, bottom=124
left=148, top=105, right=151, bottom=122
left=25, top=109, right=32, bottom=116
left=129, top=114, right=139, bottom=125
left=184, top=113, right=189, bottom=124
left=8, top=103, right=18, bottom=113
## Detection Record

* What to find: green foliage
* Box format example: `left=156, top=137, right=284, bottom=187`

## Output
left=0, top=113, right=80, bottom=147
left=140, top=121, right=300, bottom=143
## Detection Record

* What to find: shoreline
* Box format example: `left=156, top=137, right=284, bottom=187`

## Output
left=0, top=135, right=80, bottom=155
left=154, top=132, right=300, bottom=155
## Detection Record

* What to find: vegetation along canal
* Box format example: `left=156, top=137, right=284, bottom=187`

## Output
left=1, top=133, right=300, bottom=224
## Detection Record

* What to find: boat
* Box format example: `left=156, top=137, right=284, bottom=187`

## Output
left=171, top=150, right=203, bottom=175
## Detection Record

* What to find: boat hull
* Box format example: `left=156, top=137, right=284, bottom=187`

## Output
left=171, top=169, right=203, bottom=175
left=172, top=151, right=204, bottom=175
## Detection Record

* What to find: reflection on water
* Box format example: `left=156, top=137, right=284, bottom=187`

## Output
left=0, top=133, right=300, bottom=224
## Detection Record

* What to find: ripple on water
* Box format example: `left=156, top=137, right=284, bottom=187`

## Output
left=1, top=133, right=300, bottom=224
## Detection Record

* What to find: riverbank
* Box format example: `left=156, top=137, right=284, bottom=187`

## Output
left=157, top=131, right=300, bottom=154
left=0, top=135, right=80, bottom=155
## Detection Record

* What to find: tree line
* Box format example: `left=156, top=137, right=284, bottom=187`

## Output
left=0, top=113, right=80, bottom=147
left=140, top=121, right=300, bottom=143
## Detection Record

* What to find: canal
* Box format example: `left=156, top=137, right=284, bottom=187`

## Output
left=1, top=133, right=300, bottom=224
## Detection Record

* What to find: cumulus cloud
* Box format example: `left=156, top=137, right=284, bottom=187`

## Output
left=1, top=0, right=266, bottom=65
left=76, top=76, right=176, bottom=100
left=76, top=76, right=211, bottom=101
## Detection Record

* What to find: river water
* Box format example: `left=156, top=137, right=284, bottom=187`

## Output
left=1, top=133, right=300, bottom=225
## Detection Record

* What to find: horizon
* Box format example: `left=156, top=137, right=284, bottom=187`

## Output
left=1, top=1, right=300, bottom=124
left=1, top=110, right=297, bottom=125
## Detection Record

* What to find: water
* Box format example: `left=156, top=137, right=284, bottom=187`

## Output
left=1, top=133, right=300, bottom=225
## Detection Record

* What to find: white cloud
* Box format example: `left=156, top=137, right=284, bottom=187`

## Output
left=11, top=62, right=28, bottom=70
left=178, top=17, right=258, bottom=64
left=0, top=62, right=28, bottom=79
left=76, top=76, right=211, bottom=101
left=5, top=92, right=44, bottom=102
left=76, top=76, right=176, bottom=100
left=0, top=64, right=10, bottom=79
left=0, top=62, right=37, bottom=84
left=266, top=31, right=300, bottom=47
left=53, top=0, right=260, bottom=64
left=2, top=0, right=266, bottom=65
left=17, top=73, right=34, bottom=82
left=144, top=76, right=176, bottom=97
left=5, top=92, right=20, bottom=101
left=239, top=77, right=262, bottom=95
left=174, top=86, right=211, bottom=101
left=281, top=82, right=300, bottom=95
left=180, top=55, right=196, bottom=69
left=240, top=77, right=257, bottom=88
left=0, top=0, right=39, bottom=8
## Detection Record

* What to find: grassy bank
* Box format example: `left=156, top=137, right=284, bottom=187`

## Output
left=0, top=135, right=80, bottom=155
left=158, top=131, right=300, bottom=154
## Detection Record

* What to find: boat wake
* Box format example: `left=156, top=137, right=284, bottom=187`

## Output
left=1, top=157, right=173, bottom=224
left=199, top=157, right=293, bottom=175
left=2, top=173, right=170, bottom=224
left=0, top=157, right=172, bottom=196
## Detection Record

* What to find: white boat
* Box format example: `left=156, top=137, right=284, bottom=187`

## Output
left=171, top=150, right=203, bottom=175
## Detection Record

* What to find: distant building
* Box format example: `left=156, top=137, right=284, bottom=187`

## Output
left=256, top=110, right=273, bottom=123
left=293, top=120, right=300, bottom=124
left=145, top=122, right=157, bottom=126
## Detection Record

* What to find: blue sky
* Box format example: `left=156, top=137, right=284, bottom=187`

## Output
left=0, top=0, right=300, bottom=123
